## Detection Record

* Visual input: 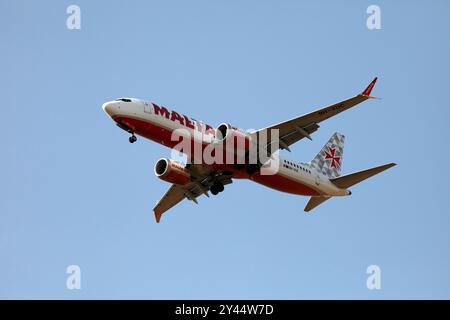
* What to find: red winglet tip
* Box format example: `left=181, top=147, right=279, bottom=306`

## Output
left=155, top=211, right=161, bottom=223
left=361, top=77, right=378, bottom=96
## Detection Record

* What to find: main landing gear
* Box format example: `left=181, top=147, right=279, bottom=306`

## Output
left=210, top=182, right=225, bottom=195
left=129, top=134, right=137, bottom=143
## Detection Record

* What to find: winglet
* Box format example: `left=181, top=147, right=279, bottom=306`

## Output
left=154, top=211, right=162, bottom=223
left=361, top=77, right=378, bottom=96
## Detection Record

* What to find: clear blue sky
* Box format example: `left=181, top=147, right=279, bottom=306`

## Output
left=1, top=0, right=449, bottom=299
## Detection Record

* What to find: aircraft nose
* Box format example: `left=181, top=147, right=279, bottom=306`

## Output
left=102, top=101, right=116, bottom=116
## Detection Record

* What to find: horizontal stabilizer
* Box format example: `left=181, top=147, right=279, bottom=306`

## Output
left=330, top=163, right=396, bottom=189
left=304, top=196, right=331, bottom=212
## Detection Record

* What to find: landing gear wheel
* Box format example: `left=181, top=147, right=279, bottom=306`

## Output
left=129, top=135, right=137, bottom=143
left=211, top=186, right=219, bottom=195
left=210, top=182, right=224, bottom=195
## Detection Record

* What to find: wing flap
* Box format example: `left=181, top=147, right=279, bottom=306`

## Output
left=153, top=171, right=234, bottom=223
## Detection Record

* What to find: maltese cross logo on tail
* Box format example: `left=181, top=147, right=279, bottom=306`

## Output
left=324, top=147, right=341, bottom=168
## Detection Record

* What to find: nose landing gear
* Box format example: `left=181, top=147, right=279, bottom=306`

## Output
left=129, top=134, right=137, bottom=143
left=116, top=122, right=137, bottom=143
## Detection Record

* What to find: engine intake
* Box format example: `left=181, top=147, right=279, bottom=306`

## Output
left=215, top=123, right=252, bottom=164
left=154, top=158, right=190, bottom=185
left=216, top=122, right=251, bottom=148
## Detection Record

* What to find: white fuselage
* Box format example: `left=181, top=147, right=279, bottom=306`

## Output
left=102, top=98, right=350, bottom=197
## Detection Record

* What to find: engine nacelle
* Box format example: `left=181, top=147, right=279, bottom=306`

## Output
left=216, top=123, right=252, bottom=155
left=154, top=158, right=190, bottom=185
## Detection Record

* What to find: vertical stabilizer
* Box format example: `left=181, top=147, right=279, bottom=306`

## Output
left=310, top=132, right=345, bottom=178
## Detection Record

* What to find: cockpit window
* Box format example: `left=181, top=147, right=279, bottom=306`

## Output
left=116, top=98, right=132, bottom=102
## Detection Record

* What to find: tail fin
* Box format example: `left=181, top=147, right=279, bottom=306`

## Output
left=310, top=132, right=345, bottom=179
left=330, top=163, right=396, bottom=189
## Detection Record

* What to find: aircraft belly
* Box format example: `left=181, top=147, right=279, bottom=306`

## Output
left=250, top=171, right=321, bottom=196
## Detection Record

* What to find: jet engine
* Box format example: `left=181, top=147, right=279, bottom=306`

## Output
left=154, top=158, right=190, bottom=185
left=216, top=123, right=252, bottom=156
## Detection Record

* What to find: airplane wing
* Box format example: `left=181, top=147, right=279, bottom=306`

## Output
left=252, top=77, right=379, bottom=155
left=153, top=168, right=233, bottom=223
left=153, top=184, right=186, bottom=223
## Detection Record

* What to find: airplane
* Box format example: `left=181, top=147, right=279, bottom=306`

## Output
left=102, top=77, right=395, bottom=223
